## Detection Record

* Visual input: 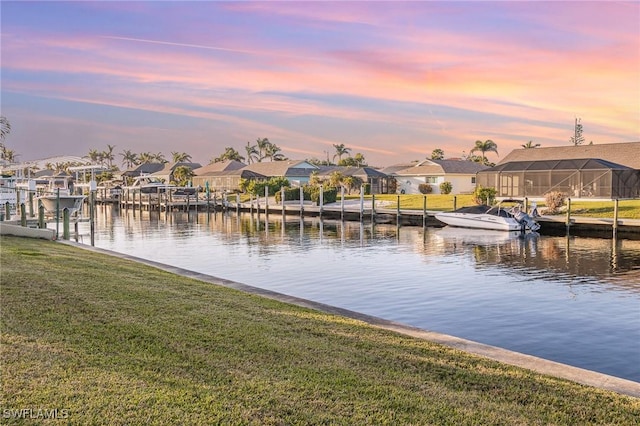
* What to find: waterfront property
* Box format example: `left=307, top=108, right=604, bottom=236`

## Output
left=382, top=159, right=488, bottom=195
left=477, top=142, right=640, bottom=199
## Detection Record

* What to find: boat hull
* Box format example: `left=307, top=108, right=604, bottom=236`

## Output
left=435, top=212, right=524, bottom=231
left=38, top=195, right=86, bottom=216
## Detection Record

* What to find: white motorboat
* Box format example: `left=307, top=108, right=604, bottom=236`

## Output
left=38, top=192, right=86, bottom=216
left=36, top=175, right=85, bottom=217
left=435, top=199, right=540, bottom=232
left=126, top=175, right=173, bottom=194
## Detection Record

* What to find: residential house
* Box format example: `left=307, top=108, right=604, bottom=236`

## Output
left=477, top=142, right=640, bottom=199
left=148, top=162, right=202, bottom=185
left=386, top=159, right=488, bottom=195
left=192, top=160, right=262, bottom=193
left=316, top=166, right=392, bottom=194
left=243, top=160, right=320, bottom=186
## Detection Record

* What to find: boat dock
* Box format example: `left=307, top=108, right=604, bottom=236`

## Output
left=2, top=189, right=639, bottom=240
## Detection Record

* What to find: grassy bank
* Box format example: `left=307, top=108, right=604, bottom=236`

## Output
left=348, top=194, right=640, bottom=219
left=1, top=236, right=638, bottom=424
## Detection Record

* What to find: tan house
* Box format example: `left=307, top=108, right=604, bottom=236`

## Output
left=477, top=142, right=640, bottom=199
left=192, top=160, right=260, bottom=193
left=148, top=162, right=202, bottom=184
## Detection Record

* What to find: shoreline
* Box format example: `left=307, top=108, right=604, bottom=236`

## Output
left=61, top=239, right=640, bottom=398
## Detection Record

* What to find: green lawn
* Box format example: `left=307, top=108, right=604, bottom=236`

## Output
left=348, top=194, right=640, bottom=219
left=1, top=236, right=638, bottom=424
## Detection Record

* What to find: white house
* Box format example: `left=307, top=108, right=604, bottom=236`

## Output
left=388, top=159, right=488, bottom=195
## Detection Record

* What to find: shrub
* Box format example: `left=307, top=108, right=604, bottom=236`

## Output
left=245, top=177, right=290, bottom=196
left=439, top=181, right=453, bottom=195
left=418, top=183, right=432, bottom=194
left=473, top=186, right=496, bottom=205
left=306, top=186, right=337, bottom=204
left=544, top=191, right=566, bottom=214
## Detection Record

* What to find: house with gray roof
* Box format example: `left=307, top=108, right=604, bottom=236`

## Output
left=243, top=160, right=319, bottom=186
left=389, top=159, right=488, bottom=194
left=317, top=166, right=392, bottom=194
left=477, top=142, right=640, bottom=199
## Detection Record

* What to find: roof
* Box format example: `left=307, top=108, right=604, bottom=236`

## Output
left=483, top=158, right=634, bottom=173
left=379, top=162, right=419, bottom=174
left=122, top=163, right=166, bottom=177
left=318, top=166, right=389, bottom=178
left=243, top=160, right=318, bottom=177
left=393, top=159, right=488, bottom=176
left=152, top=162, right=202, bottom=174
left=498, top=142, right=640, bottom=169
left=194, top=169, right=265, bottom=178
left=193, top=160, right=246, bottom=175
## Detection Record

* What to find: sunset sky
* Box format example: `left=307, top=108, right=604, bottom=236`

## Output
left=1, top=1, right=639, bottom=167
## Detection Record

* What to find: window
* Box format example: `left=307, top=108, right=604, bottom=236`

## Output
left=425, top=176, right=438, bottom=184
left=471, top=177, right=476, bottom=184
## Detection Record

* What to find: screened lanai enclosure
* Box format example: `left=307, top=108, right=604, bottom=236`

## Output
left=476, top=158, right=640, bottom=199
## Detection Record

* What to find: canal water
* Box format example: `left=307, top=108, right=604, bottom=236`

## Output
left=79, top=206, right=640, bottom=382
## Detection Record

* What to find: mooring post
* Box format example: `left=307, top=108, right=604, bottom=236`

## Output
left=237, top=193, right=241, bottom=215
left=20, top=203, right=27, bottom=226
left=566, top=198, right=572, bottom=233
left=396, top=195, right=400, bottom=225
left=90, top=187, right=96, bottom=246
left=299, top=186, right=304, bottom=216
left=63, top=208, right=70, bottom=240
left=359, top=186, right=364, bottom=222
left=28, top=192, right=34, bottom=217
left=265, top=187, right=269, bottom=219
left=613, top=198, right=619, bottom=237
left=340, top=186, right=345, bottom=221
left=38, top=204, right=45, bottom=229
left=371, top=193, right=376, bottom=223
left=281, top=187, right=285, bottom=215
left=319, top=185, right=323, bottom=217
left=28, top=179, right=37, bottom=217
left=453, top=195, right=457, bottom=211
left=423, top=195, right=427, bottom=228
left=4, top=201, right=10, bottom=221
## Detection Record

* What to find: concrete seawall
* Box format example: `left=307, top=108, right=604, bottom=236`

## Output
left=0, top=223, right=55, bottom=240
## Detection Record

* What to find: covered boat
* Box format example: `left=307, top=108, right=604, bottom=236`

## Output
left=435, top=199, right=540, bottom=232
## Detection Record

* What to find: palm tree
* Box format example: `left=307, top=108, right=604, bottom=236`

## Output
left=265, top=142, right=285, bottom=161
left=0, top=145, right=18, bottom=163
left=171, top=151, right=192, bottom=163
left=521, top=140, right=540, bottom=149
left=120, top=149, right=139, bottom=169
left=212, top=147, right=244, bottom=163
left=256, top=138, right=270, bottom=162
left=137, top=152, right=154, bottom=164
left=353, top=153, right=366, bottom=167
left=333, top=144, right=351, bottom=162
left=153, top=152, right=167, bottom=163
left=1, top=147, right=17, bottom=162
left=470, top=140, right=499, bottom=164
left=244, top=141, right=259, bottom=164
left=0, top=116, right=11, bottom=142
left=172, top=165, right=195, bottom=186
left=87, top=149, right=101, bottom=164
left=104, top=144, right=116, bottom=168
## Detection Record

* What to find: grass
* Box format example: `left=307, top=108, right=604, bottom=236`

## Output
left=348, top=194, right=640, bottom=219
left=3, top=236, right=637, bottom=424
